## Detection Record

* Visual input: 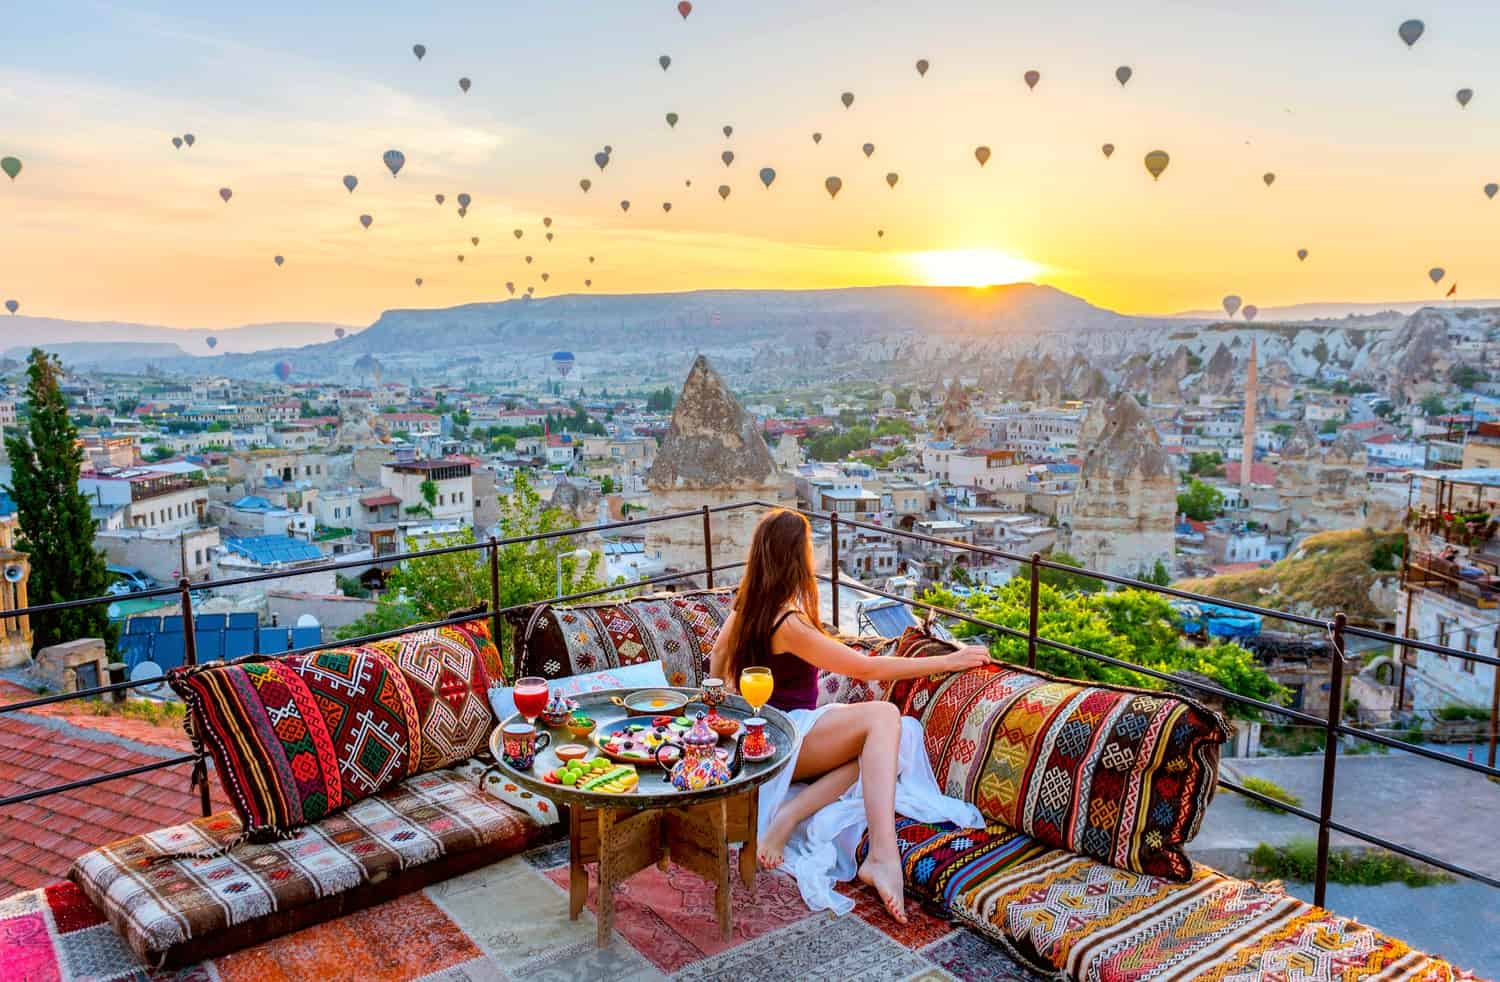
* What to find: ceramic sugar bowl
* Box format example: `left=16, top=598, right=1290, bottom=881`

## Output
left=656, top=711, right=739, bottom=791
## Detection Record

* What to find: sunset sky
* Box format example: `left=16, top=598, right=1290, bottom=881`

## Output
left=3, top=1, right=1499, bottom=328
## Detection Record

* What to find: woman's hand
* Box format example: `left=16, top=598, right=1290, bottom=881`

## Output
left=939, top=645, right=993, bottom=674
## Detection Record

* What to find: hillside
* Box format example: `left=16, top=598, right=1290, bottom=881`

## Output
left=1174, top=529, right=1405, bottom=628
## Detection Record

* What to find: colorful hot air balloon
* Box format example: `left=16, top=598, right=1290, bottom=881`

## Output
left=415, top=277, right=423, bottom=287
left=824, top=176, right=842, bottom=198
left=812, top=132, right=822, bottom=144
left=1024, top=70, right=1040, bottom=90
left=274, top=255, right=284, bottom=266
left=413, top=44, right=426, bottom=60
left=335, top=327, right=345, bottom=339
left=543, top=217, right=553, bottom=228
left=545, top=232, right=553, bottom=241
left=1457, top=88, right=1473, bottom=108
left=3, top=299, right=18, bottom=314
left=580, top=178, right=592, bottom=192
left=585, top=279, right=592, bottom=287
left=218, top=187, right=233, bottom=203
left=457, top=254, right=464, bottom=263
left=458, top=77, right=471, bottom=93
left=457, top=206, right=467, bottom=218
left=435, top=193, right=445, bottom=204
left=916, top=58, right=930, bottom=78
left=506, top=282, right=515, bottom=295
left=1398, top=19, right=1424, bottom=47
left=1429, top=267, right=1446, bottom=285
left=525, top=255, right=533, bottom=264
left=759, top=167, right=776, bottom=188
left=457, top=192, right=472, bottom=208
left=717, top=184, right=731, bottom=200
left=666, top=112, right=679, bottom=128
left=1485, top=183, right=1498, bottom=200
left=172, top=136, right=183, bottom=149
left=359, top=214, right=373, bottom=229
left=1262, top=172, right=1276, bottom=187
left=677, top=1, right=692, bottom=19
left=659, top=54, right=671, bottom=71
left=862, top=142, right=875, bottom=158
left=1115, top=65, right=1132, bottom=86
left=885, top=172, right=899, bottom=188
left=1144, top=150, right=1169, bottom=180
left=974, top=146, right=991, bottom=166
left=722, top=124, right=733, bottom=138
left=552, top=351, right=576, bottom=376
left=1242, top=305, right=1259, bottom=322
left=183, top=134, right=195, bottom=147
left=1222, top=295, right=1242, bottom=318
left=619, top=199, right=630, bottom=212
left=541, top=272, right=550, bottom=282
left=1101, top=143, right=1115, bottom=159
left=841, top=91, right=854, bottom=109
left=273, top=360, right=293, bottom=382
left=204, top=334, right=216, bottom=348
left=514, top=229, right=523, bottom=239
left=383, top=149, right=405, bottom=177
left=343, top=174, right=358, bottom=193
left=721, top=150, right=735, bottom=167
left=662, top=201, right=673, bottom=212
left=471, top=236, right=480, bottom=246
left=1297, top=248, right=1308, bottom=262
left=594, top=151, right=610, bottom=170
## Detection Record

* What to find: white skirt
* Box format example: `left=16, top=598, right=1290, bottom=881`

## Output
left=757, top=705, right=985, bottom=916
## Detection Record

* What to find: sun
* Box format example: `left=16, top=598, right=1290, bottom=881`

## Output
left=910, top=249, right=1043, bottom=288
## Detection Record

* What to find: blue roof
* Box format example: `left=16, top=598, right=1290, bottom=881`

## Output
left=230, top=495, right=279, bottom=512
left=1048, top=462, right=1080, bottom=474
left=0, top=491, right=15, bottom=518
left=223, top=535, right=323, bottom=566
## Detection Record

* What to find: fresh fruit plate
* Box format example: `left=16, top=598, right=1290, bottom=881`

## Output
left=542, top=756, right=639, bottom=794
left=591, top=714, right=732, bottom=767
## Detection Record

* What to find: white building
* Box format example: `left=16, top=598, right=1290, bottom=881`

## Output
left=79, top=467, right=209, bottom=533
left=921, top=444, right=1028, bottom=491
left=380, top=458, right=476, bottom=527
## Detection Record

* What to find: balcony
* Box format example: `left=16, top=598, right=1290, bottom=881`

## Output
left=0, top=501, right=1494, bottom=979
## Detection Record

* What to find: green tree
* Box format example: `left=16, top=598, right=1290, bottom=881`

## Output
left=1142, top=559, right=1172, bottom=586
left=646, top=387, right=675, bottom=412
left=419, top=479, right=439, bottom=507
left=1419, top=394, right=1447, bottom=417
left=1177, top=478, right=1225, bottom=522
left=1039, top=550, right=1102, bottom=594
left=1187, top=451, right=1224, bottom=477
left=598, top=475, right=617, bottom=494
left=145, top=443, right=175, bottom=462
left=299, top=399, right=315, bottom=418
left=3, top=350, right=116, bottom=652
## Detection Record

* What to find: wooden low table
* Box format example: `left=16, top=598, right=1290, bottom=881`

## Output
left=490, top=688, right=795, bottom=946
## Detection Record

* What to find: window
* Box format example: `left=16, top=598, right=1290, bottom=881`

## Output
left=1436, top=617, right=1452, bottom=651
left=195, top=549, right=203, bottom=566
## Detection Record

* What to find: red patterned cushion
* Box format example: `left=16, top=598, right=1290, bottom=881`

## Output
left=886, top=629, right=1228, bottom=881
left=169, top=647, right=422, bottom=838
left=364, top=620, right=497, bottom=772
left=815, top=634, right=898, bottom=706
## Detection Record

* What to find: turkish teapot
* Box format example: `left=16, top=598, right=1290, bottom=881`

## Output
left=655, top=711, right=743, bottom=791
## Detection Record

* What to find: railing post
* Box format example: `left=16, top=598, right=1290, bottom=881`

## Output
left=829, top=512, right=840, bottom=631
left=488, top=536, right=505, bottom=680
left=1027, top=553, right=1041, bottom=669
left=1314, top=611, right=1347, bottom=908
left=179, top=579, right=212, bottom=817
left=701, top=505, right=714, bottom=589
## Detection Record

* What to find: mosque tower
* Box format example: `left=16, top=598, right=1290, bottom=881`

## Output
left=1241, top=339, right=1258, bottom=490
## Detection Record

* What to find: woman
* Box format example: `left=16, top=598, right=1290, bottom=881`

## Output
left=709, top=509, right=992, bottom=923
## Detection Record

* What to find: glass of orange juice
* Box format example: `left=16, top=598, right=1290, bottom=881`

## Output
left=739, top=666, right=774, bottom=715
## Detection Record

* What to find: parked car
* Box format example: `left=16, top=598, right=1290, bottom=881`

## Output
left=105, top=565, right=159, bottom=596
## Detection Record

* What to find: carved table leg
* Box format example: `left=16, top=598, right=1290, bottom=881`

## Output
left=739, top=790, right=759, bottom=892
left=569, top=806, right=587, bottom=920
left=713, top=799, right=732, bottom=941
left=595, top=806, right=665, bottom=947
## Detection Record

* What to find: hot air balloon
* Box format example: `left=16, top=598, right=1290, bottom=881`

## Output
left=595, top=151, right=610, bottom=170
left=721, top=150, right=735, bottom=167
left=172, top=136, right=183, bottom=149
left=659, top=54, right=671, bottom=71
left=342, top=174, right=358, bottom=193
left=840, top=91, right=855, bottom=109
left=274, top=255, right=284, bottom=267
left=1297, top=248, right=1308, bottom=262
left=1457, top=88, right=1473, bottom=108
left=812, top=132, right=822, bottom=144
left=663, top=201, right=673, bottom=212
left=825, top=176, right=842, bottom=198
left=218, top=187, right=233, bottom=203
left=722, top=125, right=733, bottom=138
left=205, top=335, right=217, bottom=348
left=1262, top=172, right=1276, bottom=187
left=541, top=272, right=550, bottom=282
left=604, top=145, right=613, bottom=154
left=717, top=184, right=731, bottom=200
left=1144, top=150, right=1169, bottom=180
left=815, top=329, right=831, bottom=352
left=183, top=134, right=195, bottom=147
left=525, top=255, right=533, bottom=264
left=543, top=217, right=553, bottom=228
left=974, top=146, right=991, bottom=166
left=457, top=206, right=467, bottom=218
left=0, top=298, right=17, bottom=315
left=526, top=287, right=534, bottom=296
left=885, top=172, right=899, bottom=188
left=415, top=277, right=423, bottom=287
left=585, top=279, right=592, bottom=287
left=514, top=229, right=524, bottom=239
left=1023, top=70, right=1040, bottom=90
left=677, top=1, right=692, bottom=19
left=1222, top=295, right=1242, bottom=318
left=579, top=178, right=592, bottom=192
left=545, top=232, right=554, bottom=241
left=1398, top=19, right=1424, bottom=47
left=666, top=112, right=679, bottom=128
left=685, top=179, right=692, bottom=187
left=457, top=192, right=472, bottom=208
left=758, top=167, right=776, bottom=189
left=413, top=44, right=426, bottom=60
left=862, top=142, right=875, bottom=158
left=589, top=256, right=595, bottom=263
left=383, top=149, right=405, bottom=177
left=1242, top=305, right=1259, bottom=322
left=458, top=77, right=471, bottom=93
left=435, top=193, right=445, bottom=204
left=619, top=199, right=630, bottom=212
left=335, top=327, right=346, bottom=339
left=273, top=360, right=293, bottom=382
left=457, top=254, right=464, bottom=263
left=916, top=59, right=930, bottom=77
left=359, top=214, right=373, bottom=229
left=506, top=282, right=515, bottom=294
left=1115, top=65, right=1132, bottom=86
left=1485, top=183, right=1498, bottom=200
left=1429, top=267, right=1446, bottom=284
left=1101, top=143, right=1115, bottom=159
left=552, top=351, right=576, bottom=377
left=877, top=229, right=885, bottom=238
left=471, top=236, right=480, bottom=246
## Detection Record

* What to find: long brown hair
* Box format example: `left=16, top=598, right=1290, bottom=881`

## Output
left=722, top=508, right=822, bottom=681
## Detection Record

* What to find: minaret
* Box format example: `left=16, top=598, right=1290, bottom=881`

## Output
left=1240, top=339, right=1258, bottom=490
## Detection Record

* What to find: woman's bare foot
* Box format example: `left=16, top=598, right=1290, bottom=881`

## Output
left=757, top=812, right=799, bottom=869
left=857, top=858, right=908, bottom=924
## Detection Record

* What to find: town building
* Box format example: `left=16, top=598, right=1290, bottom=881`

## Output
left=79, top=466, right=209, bottom=533
left=379, top=457, right=476, bottom=528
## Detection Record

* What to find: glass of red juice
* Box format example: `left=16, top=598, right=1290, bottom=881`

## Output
left=514, top=676, right=550, bottom=725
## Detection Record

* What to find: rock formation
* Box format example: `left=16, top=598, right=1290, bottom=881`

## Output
left=1275, top=423, right=1369, bottom=531
left=1068, top=393, right=1177, bottom=578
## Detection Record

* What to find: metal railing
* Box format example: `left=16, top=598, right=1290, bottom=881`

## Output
left=2, top=496, right=1497, bottom=907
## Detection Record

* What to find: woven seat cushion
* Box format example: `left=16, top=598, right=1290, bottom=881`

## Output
left=886, top=628, right=1229, bottom=881
left=815, top=634, right=899, bottom=706
left=855, top=817, right=1051, bottom=911
left=68, top=764, right=542, bottom=968
left=363, top=619, right=498, bottom=772
left=170, top=646, right=426, bottom=837
left=507, top=588, right=734, bottom=687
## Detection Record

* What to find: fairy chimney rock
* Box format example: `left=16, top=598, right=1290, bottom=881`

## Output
left=1068, top=393, right=1176, bottom=578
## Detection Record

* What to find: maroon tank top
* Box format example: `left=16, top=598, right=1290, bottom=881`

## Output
left=749, top=609, right=820, bottom=713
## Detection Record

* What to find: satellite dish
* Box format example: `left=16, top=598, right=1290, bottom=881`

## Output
left=295, top=613, right=320, bottom=628
left=130, top=660, right=165, bottom=695
left=3, top=564, right=23, bottom=583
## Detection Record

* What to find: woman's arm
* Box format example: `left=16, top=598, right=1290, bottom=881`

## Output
left=776, top=614, right=992, bottom=682
left=708, top=610, right=736, bottom=684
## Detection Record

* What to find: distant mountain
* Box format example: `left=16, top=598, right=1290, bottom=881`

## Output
left=2, top=341, right=190, bottom=368
left=0, top=316, right=360, bottom=356
left=1171, top=298, right=1500, bottom=322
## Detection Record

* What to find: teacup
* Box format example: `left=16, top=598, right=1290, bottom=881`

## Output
left=742, top=717, right=772, bottom=758
left=700, top=677, right=728, bottom=719
left=501, top=722, right=551, bottom=770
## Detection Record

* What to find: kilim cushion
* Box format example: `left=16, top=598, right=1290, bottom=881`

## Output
left=507, top=588, right=735, bottom=687
left=68, top=763, right=544, bottom=968
left=364, top=620, right=498, bottom=772
left=885, top=628, right=1229, bottom=881
left=169, top=646, right=423, bottom=838
left=815, top=633, right=900, bottom=706
left=855, top=817, right=1051, bottom=912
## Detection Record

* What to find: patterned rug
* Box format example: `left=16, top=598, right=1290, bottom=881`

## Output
left=0, top=839, right=1048, bottom=982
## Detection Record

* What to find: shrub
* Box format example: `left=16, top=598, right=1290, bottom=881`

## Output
left=1435, top=704, right=1490, bottom=722
left=1248, top=840, right=1451, bottom=887
left=1237, top=776, right=1302, bottom=813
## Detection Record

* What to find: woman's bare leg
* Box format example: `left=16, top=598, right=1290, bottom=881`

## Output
left=758, top=760, right=857, bottom=868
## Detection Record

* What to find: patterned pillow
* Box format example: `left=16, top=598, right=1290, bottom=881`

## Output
left=506, top=588, right=735, bottom=687
left=169, top=647, right=422, bottom=838
left=886, top=630, right=1229, bottom=881
left=815, top=634, right=899, bottom=706
left=363, top=620, right=498, bottom=772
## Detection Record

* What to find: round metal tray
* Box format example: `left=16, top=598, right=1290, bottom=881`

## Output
left=490, top=687, right=796, bottom=809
